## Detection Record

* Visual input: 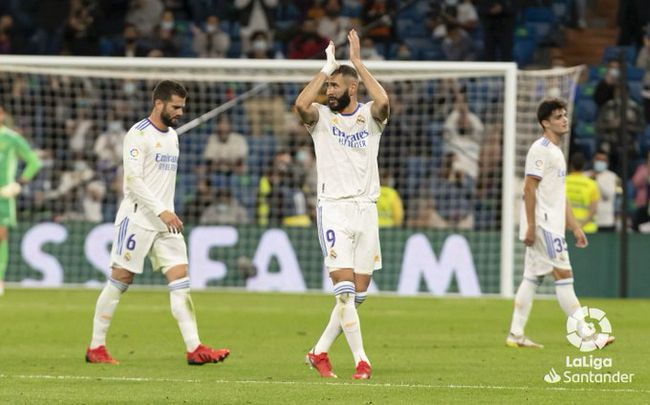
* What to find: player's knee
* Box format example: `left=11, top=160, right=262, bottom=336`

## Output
left=333, top=280, right=356, bottom=305
left=111, top=267, right=134, bottom=285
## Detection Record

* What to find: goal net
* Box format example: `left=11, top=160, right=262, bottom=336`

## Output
left=0, top=56, right=581, bottom=296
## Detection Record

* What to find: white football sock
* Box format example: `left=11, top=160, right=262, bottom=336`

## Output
left=509, top=277, right=539, bottom=337
left=555, top=278, right=581, bottom=317
left=335, top=281, right=369, bottom=365
left=169, top=277, right=201, bottom=352
left=314, top=291, right=368, bottom=354
left=90, top=277, right=128, bottom=349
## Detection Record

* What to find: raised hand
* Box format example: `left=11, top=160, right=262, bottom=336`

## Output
left=348, top=29, right=361, bottom=63
left=320, top=41, right=340, bottom=76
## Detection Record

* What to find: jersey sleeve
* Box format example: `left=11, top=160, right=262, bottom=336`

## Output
left=122, top=129, right=167, bottom=216
left=524, top=145, right=546, bottom=179
left=14, top=135, right=42, bottom=181
left=366, top=101, right=388, bottom=133
left=304, top=103, right=324, bottom=137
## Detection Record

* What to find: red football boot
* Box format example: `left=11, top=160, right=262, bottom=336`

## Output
left=352, top=360, right=371, bottom=380
left=187, top=344, right=230, bottom=365
left=85, top=346, right=119, bottom=365
left=306, top=351, right=337, bottom=378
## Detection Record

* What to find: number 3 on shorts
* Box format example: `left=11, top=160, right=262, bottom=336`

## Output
left=553, top=237, right=567, bottom=253
left=126, top=234, right=136, bottom=250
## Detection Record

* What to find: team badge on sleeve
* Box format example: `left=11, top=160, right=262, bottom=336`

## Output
left=535, top=159, right=544, bottom=169
left=129, top=148, right=141, bottom=160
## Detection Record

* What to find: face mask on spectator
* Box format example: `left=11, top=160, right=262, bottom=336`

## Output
left=252, top=40, right=268, bottom=52
left=396, top=49, right=411, bottom=59
left=161, top=21, right=174, bottom=31
left=206, top=24, right=217, bottom=33
left=123, top=81, right=136, bottom=95
left=594, top=161, right=608, bottom=173
left=108, top=121, right=123, bottom=132
left=608, top=68, right=620, bottom=79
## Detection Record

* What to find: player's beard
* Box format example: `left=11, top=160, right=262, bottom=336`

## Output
left=161, top=108, right=178, bottom=128
left=328, top=89, right=351, bottom=112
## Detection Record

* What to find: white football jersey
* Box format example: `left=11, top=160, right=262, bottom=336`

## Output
left=115, top=118, right=179, bottom=231
left=306, top=102, right=387, bottom=202
left=519, top=137, right=567, bottom=238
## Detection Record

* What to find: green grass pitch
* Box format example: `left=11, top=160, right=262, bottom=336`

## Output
left=0, top=289, right=648, bottom=404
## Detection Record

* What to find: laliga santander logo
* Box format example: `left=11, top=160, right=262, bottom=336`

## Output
left=566, top=306, right=612, bottom=352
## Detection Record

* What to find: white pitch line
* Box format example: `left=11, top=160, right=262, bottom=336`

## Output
left=0, top=374, right=648, bottom=395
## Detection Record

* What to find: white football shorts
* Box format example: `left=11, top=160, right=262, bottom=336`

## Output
left=316, top=199, right=382, bottom=275
left=523, top=225, right=572, bottom=278
left=110, top=217, right=188, bottom=274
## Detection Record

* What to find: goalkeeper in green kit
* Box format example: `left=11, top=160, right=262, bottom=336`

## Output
left=0, top=104, right=42, bottom=296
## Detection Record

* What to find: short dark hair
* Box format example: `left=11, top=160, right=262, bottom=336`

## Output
left=537, top=98, right=567, bottom=127
left=332, top=65, right=358, bottom=81
left=152, top=80, right=187, bottom=104
left=570, top=152, right=586, bottom=171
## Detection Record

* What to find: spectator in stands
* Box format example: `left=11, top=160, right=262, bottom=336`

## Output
left=200, top=187, right=249, bottom=225
left=377, top=169, right=404, bottom=227
left=203, top=115, right=249, bottom=175
left=405, top=198, right=448, bottom=229
left=46, top=158, right=102, bottom=222
left=246, top=30, right=276, bottom=58
left=566, top=152, right=600, bottom=233
left=393, top=42, right=413, bottom=60
left=235, top=0, right=278, bottom=54
left=94, top=114, right=125, bottom=182
left=635, top=26, right=650, bottom=123
left=150, top=10, right=181, bottom=57
left=182, top=177, right=215, bottom=224
left=66, top=98, right=94, bottom=161
left=126, top=0, right=164, bottom=39
left=442, top=23, right=477, bottom=61
left=61, top=0, right=100, bottom=55
left=113, top=24, right=149, bottom=57
left=0, top=14, right=19, bottom=54
left=244, top=84, right=286, bottom=137
left=631, top=150, right=650, bottom=231
left=360, top=37, right=384, bottom=60
left=442, top=91, right=484, bottom=179
left=294, top=144, right=317, bottom=218
left=361, top=0, right=396, bottom=48
left=257, top=150, right=310, bottom=226
left=478, top=0, right=515, bottom=61
left=29, top=0, right=70, bottom=54
left=430, top=152, right=475, bottom=229
left=593, top=59, right=621, bottom=110
left=288, top=18, right=329, bottom=59
left=318, top=0, right=350, bottom=45
left=595, top=85, right=644, bottom=173
left=587, top=151, right=621, bottom=232
left=432, top=0, right=479, bottom=34
left=192, top=14, right=230, bottom=58
left=475, top=123, right=503, bottom=229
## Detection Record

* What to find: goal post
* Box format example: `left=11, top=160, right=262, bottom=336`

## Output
left=0, top=56, right=580, bottom=296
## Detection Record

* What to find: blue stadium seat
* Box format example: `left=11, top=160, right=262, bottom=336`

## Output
left=641, top=125, right=650, bottom=156
left=626, top=66, right=645, bottom=81
left=227, top=40, right=242, bottom=58
left=588, top=65, right=607, bottom=81
left=573, top=137, right=596, bottom=158
left=575, top=122, right=596, bottom=138
left=247, top=135, right=276, bottom=175
left=575, top=99, right=597, bottom=122
left=552, top=0, right=569, bottom=22
left=629, top=81, right=643, bottom=103
left=524, top=7, right=557, bottom=23
left=513, top=37, right=536, bottom=66
left=602, top=46, right=636, bottom=65
left=578, top=82, right=597, bottom=99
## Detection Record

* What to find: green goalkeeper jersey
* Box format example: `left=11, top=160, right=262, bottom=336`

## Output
left=0, top=125, right=41, bottom=187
